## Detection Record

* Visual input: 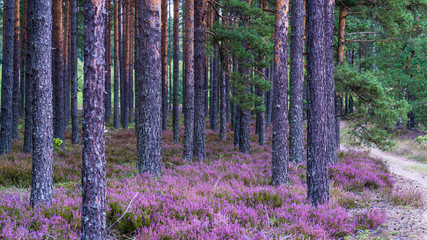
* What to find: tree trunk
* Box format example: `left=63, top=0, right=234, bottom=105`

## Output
left=113, top=0, right=120, bottom=128
left=172, top=0, right=180, bottom=143
left=161, top=0, right=168, bottom=131
left=289, top=0, right=304, bottom=163
left=337, top=6, right=347, bottom=64
left=64, top=0, right=71, bottom=128
left=70, top=0, right=79, bottom=144
left=128, top=4, right=134, bottom=123
left=81, top=0, right=106, bottom=238
left=306, top=0, right=330, bottom=207
left=20, top=0, right=27, bottom=118
left=0, top=0, right=15, bottom=154
left=183, top=0, right=195, bottom=162
left=12, top=0, right=20, bottom=139
left=272, top=0, right=289, bottom=185
left=219, top=51, right=228, bottom=141
left=204, top=56, right=209, bottom=114
left=29, top=0, right=54, bottom=207
left=52, top=0, right=65, bottom=141
left=210, top=44, right=219, bottom=131
left=194, top=0, right=206, bottom=161
left=120, top=0, right=128, bottom=129
left=105, top=0, right=112, bottom=123
left=23, top=0, right=33, bottom=153
left=136, top=0, right=163, bottom=178
left=325, top=0, right=336, bottom=164
left=233, top=106, right=240, bottom=146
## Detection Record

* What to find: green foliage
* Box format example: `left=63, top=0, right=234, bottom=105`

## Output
left=213, top=0, right=274, bottom=112
left=53, top=138, right=63, bottom=151
left=414, top=135, right=427, bottom=144
left=335, top=64, right=410, bottom=149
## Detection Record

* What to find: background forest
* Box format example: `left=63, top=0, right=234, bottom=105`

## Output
left=0, top=0, right=426, bottom=239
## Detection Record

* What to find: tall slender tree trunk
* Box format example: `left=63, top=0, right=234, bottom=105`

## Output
left=23, top=1, right=33, bottom=153
left=29, top=0, right=54, bottom=207
left=120, top=0, right=128, bottom=129
left=0, top=0, right=15, bottom=154
left=204, top=56, right=209, bottom=114
left=325, top=0, right=336, bottom=164
left=12, top=0, right=20, bottom=139
left=210, top=44, right=219, bottom=131
left=272, top=0, right=289, bottom=185
left=194, top=0, right=206, bottom=161
left=306, top=0, right=330, bottom=207
left=183, top=0, right=195, bottom=162
left=52, top=0, right=65, bottom=141
left=337, top=6, right=347, bottom=64
left=289, top=0, right=304, bottom=163
left=81, top=0, right=106, bottom=238
left=113, top=0, right=120, bottom=128
left=128, top=4, right=134, bottom=123
left=105, top=0, right=112, bottom=123
left=161, top=0, right=169, bottom=131
left=20, top=0, right=27, bottom=118
left=70, top=0, right=79, bottom=144
left=172, top=0, right=180, bottom=143
left=136, top=0, right=163, bottom=178
left=64, top=0, right=71, bottom=128
left=219, top=51, right=228, bottom=141
left=256, top=85, right=265, bottom=145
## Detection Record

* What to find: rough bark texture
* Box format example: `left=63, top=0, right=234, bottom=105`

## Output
left=113, top=0, right=120, bottom=128
left=306, top=0, right=330, bottom=207
left=272, top=0, right=290, bottom=185
left=64, top=0, right=71, bottom=127
left=20, top=0, right=27, bottom=118
left=204, top=56, right=209, bottom=114
left=134, top=0, right=140, bottom=127
left=219, top=52, right=228, bottom=141
left=52, top=0, right=65, bottom=141
left=120, top=0, right=128, bottom=129
left=289, top=0, right=304, bottom=163
left=210, top=45, right=219, bottom=131
left=105, top=0, right=112, bottom=123
left=128, top=4, right=134, bottom=123
left=12, top=0, right=20, bottom=139
left=29, top=0, right=54, bottom=206
left=161, top=0, right=169, bottom=131
left=0, top=0, right=15, bottom=154
left=256, top=86, right=265, bottom=145
left=193, top=0, right=206, bottom=161
left=172, top=0, right=180, bottom=143
left=239, top=107, right=250, bottom=153
left=81, top=0, right=106, bottom=238
left=23, top=1, right=33, bottom=153
left=136, top=0, right=163, bottom=178
left=337, top=6, right=346, bottom=64
left=325, top=0, right=336, bottom=164
left=183, top=0, right=195, bottom=162
left=70, top=0, right=79, bottom=144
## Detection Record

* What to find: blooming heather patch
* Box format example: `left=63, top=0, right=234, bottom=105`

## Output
left=0, top=125, right=390, bottom=239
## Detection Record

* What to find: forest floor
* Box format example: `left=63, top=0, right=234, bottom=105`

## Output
left=341, top=122, right=427, bottom=239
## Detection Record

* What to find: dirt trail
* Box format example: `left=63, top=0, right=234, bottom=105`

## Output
left=341, top=143, right=427, bottom=239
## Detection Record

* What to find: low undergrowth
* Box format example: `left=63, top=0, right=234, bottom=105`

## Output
left=0, top=123, right=414, bottom=239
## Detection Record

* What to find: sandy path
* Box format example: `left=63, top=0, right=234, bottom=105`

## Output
left=341, top=143, right=427, bottom=239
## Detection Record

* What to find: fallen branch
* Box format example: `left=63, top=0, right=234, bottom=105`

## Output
left=106, top=192, right=139, bottom=232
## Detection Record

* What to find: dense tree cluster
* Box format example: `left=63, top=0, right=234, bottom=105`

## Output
left=0, top=0, right=424, bottom=237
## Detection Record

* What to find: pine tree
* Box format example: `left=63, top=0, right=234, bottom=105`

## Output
left=23, top=0, right=33, bottom=153
left=161, top=0, right=169, bottom=130
left=306, top=0, right=330, bottom=207
left=183, top=0, right=195, bottom=162
left=289, top=0, right=305, bottom=163
left=172, top=0, right=180, bottom=143
left=0, top=0, right=15, bottom=154
left=70, top=0, right=79, bottom=144
left=81, top=0, right=107, bottom=237
left=29, top=0, right=54, bottom=207
left=193, top=0, right=206, bottom=160
left=113, top=0, right=120, bottom=128
left=105, top=0, right=112, bottom=123
left=136, top=0, right=163, bottom=178
left=53, top=0, right=65, bottom=141
left=12, top=0, right=20, bottom=139
left=271, top=0, right=289, bottom=185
